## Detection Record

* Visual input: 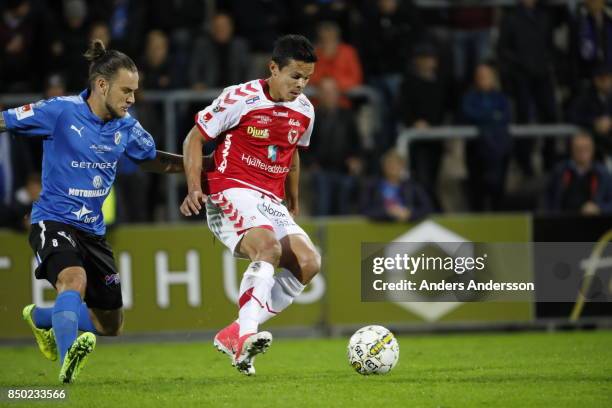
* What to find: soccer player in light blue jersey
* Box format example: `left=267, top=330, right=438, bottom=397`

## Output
left=0, top=39, right=184, bottom=383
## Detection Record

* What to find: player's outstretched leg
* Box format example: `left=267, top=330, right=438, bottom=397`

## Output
left=233, top=331, right=273, bottom=376
left=22, top=304, right=57, bottom=361
left=59, top=332, right=96, bottom=383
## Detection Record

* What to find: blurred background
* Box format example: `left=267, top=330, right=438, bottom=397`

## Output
left=1, top=0, right=611, bottom=338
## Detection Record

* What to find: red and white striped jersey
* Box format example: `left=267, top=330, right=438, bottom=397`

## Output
left=195, top=79, right=315, bottom=200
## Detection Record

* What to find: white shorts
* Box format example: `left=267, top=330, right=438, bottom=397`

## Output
left=206, top=188, right=307, bottom=256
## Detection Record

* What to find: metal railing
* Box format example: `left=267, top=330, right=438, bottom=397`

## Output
left=396, top=123, right=581, bottom=161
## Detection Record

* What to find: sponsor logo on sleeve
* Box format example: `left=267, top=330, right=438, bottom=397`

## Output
left=15, top=104, right=34, bottom=120
left=204, top=112, right=213, bottom=122
left=245, top=96, right=260, bottom=105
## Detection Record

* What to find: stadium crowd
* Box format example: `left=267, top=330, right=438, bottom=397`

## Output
left=2, top=0, right=612, bottom=228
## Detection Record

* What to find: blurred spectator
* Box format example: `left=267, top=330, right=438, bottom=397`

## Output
left=569, top=65, right=612, bottom=162
left=189, top=13, right=251, bottom=90
left=302, top=78, right=363, bottom=216
left=139, top=30, right=174, bottom=90
left=217, top=0, right=289, bottom=53
left=570, top=0, right=612, bottom=85
left=89, top=0, right=146, bottom=57
left=498, top=0, right=558, bottom=175
left=545, top=132, right=612, bottom=215
left=89, top=21, right=111, bottom=48
left=462, top=63, right=512, bottom=212
left=361, top=149, right=432, bottom=222
left=148, top=0, right=204, bottom=36
left=399, top=43, right=446, bottom=207
left=45, top=73, right=67, bottom=98
left=449, top=6, right=494, bottom=88
left=358, top=0, right=423, bottom=148
left=0, top=123, right=36, bottom=230
left=48, top=0, right=90, bottom=91
left=0, top=0, right=38, bottom=92
left=358, top=0, right=421, bottom=83
left=309, top=21, right=363, bottom=94
left=293, top=0, right=354, bottom=42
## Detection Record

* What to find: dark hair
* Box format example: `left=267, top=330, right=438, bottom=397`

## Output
left=271, top=34, right=317, bottom=69
left=84, top=39, right=137, bottom=85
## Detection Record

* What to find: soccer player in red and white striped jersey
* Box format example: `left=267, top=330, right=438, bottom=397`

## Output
left=181, top=35, right=320, bottom=375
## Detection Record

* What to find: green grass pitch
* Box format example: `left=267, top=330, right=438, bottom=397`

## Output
left=0, top=331, right=611, bottom=407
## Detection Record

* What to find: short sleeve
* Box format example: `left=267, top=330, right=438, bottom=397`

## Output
left=298, top=114, right=314, bottom=148
left=124, top=121, right=157, bottom=162
left=1, top=99, right=65, bottom=137
left=194, top=87, right=244, bottom=141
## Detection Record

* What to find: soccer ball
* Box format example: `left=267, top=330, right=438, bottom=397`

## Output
left=347, top=325, right=399, bottom=375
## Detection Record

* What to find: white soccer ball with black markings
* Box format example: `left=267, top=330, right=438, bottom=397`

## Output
left=347, top=325, right=399, bottom=375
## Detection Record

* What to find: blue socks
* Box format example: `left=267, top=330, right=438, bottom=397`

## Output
left=52, top=290, right=82, bottom=364
left=34, top=303, right=98, bottom=334
left=77, top=303, right=97, bottom=333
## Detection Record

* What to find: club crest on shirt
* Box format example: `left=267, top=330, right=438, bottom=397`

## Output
left=287, top=129, right=299, bottom=144
left=114, top=131, right=122, bottom=145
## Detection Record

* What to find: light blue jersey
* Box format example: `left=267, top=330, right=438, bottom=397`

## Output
left=1, top=89, right=156, bottom=235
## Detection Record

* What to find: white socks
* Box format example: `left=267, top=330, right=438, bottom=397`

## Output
left=257, top=268, right=305, bottom=325
left=238, top=261, right=275, bottom=337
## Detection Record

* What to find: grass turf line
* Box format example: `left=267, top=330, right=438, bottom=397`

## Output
left=0, top=331, right=610, bottom=407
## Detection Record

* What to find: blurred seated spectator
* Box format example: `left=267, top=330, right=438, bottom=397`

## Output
left=399, top=42, right=446, bottom=207
left=361, top=149, right=433, bottom=222
left=545, top=131, right=612, bottom=215
left=302, top=77, right=363, bottom=216
left=309, top=21, right=363, bottom=94
left=139, top=30, right=175, bottom=90
left=189, top=13, right=251, bottom=90
left=569, top=64, right=612, bottom=163
left=570, top=0, right=612, bottom=85
left=462, top=63, right=512, bottom=212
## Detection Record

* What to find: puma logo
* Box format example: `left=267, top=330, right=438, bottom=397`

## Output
left=70, top=124, right=84, bottom=137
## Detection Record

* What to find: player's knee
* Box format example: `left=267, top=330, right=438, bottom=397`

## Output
left=254, top=238, right=282, bottom=265
left=99, top=324, right=122, bottom=336
left=98, top=318, right=123, bottom=336
left=298, top=250, right=321, bottom=284
left=56, top=269, right=87, bottom=295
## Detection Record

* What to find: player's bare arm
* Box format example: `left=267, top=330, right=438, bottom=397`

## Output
left=285, top=149, right=301, bottom=216
left=139, top=150, right=184, bottom=173
left=0, top=113, right=6, bottom=132
left=180, top=126, right=207, bottom=216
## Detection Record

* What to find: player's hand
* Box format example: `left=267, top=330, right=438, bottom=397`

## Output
left=180, top=190, right=207, bottom=216
left=286, top=196, right=299, bottom=217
